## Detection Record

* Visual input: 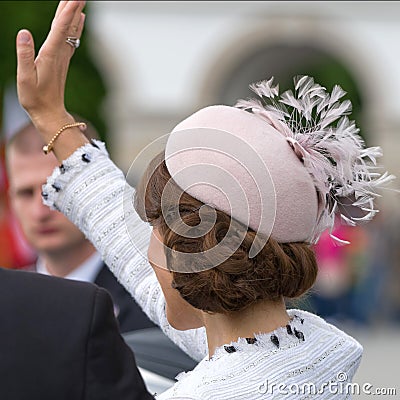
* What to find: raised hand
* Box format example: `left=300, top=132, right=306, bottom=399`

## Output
left=16, top=1, right=89, bottom=160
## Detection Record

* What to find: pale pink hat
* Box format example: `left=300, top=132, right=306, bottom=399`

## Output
left=165, top=76, right=393, bottom=244
left=166, top=105, right=318, bottom=243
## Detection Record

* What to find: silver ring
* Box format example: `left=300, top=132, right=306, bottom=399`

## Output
left=66, top=37, right=80, bottom=49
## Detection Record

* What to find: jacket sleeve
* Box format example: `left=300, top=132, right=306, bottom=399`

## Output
left=85, top=286, right=155, bottom=400
left=42, top=141, right=208, bottom=362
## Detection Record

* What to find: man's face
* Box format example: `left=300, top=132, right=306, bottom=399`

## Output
left=7, top=149, right=86, bottom=254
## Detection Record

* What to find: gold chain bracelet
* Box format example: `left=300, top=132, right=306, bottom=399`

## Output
left=43, top=122, right=87, bottom=155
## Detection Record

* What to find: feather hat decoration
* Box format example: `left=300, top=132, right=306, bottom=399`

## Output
left=235, top=75, right=395, bottom=244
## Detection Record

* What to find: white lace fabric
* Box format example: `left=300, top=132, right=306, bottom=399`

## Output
left=159, top=310, right=362, bottom=400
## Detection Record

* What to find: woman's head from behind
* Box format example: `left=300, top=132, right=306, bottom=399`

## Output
left=136, top=153, right=318, bottom=320
left=135, top=76, right=391, bottom=329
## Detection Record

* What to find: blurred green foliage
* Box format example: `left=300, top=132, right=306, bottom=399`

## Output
left=0, top=1, right=107, bottom=141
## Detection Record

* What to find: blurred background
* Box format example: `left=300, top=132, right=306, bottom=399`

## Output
left=0, top=1, right=399, bottom=398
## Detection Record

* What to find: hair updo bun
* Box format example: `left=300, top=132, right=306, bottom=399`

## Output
left=135, top=152, right=318, bottom=314
left=167, top=219, right=318, bottom=313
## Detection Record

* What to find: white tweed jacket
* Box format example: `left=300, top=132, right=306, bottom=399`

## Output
left=42, top=141, right=362, bottom=399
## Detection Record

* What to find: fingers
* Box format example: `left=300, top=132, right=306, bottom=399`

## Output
left=70, top=2, right=84, bottom=36
left=16, top=30, right=36, bottom=105
left=58, top=1, right=85, bottom=36
left=39, top=1, right=85, bottom=60
left=76, top=13, right=86, bottom=40
left=54, top=1, right=68, bottom=20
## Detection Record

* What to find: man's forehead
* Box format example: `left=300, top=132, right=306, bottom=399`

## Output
left=8, top=151, right=58, bottom=185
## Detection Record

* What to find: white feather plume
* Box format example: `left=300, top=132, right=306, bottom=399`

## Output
left=235, top=75, right=396, bottom=244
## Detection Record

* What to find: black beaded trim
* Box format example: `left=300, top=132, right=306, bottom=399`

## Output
left=90, top=140, right=100, bottom=149
left=224, top=345, right=236, bottom=353
left=293, top=314, right=305, bottom=324
left=270, top=334, right=280, bottom=348
left=52, top=183, right=61, bottom=192
left=223, top=320, right=305, bottom=353
left=294, top=328, right=305, bottom=341
left=224, top=338, right=257, bottom=353
left=81, top=153, right=91, bottom=163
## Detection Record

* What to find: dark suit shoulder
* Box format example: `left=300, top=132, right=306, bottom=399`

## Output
left=0, top=267, right=98, bottom=308
left=0, top=267, right=153, bottom=400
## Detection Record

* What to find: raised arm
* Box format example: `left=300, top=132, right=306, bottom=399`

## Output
left=16, top=1, right=88, bottom=161
left=16, top=0, right=207, bottom=362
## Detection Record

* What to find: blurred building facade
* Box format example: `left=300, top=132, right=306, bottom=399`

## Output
left=88, top=1, right=400, bottom=197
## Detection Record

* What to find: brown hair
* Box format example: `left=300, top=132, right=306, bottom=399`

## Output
left=135, top=152, right=318, bottom=314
